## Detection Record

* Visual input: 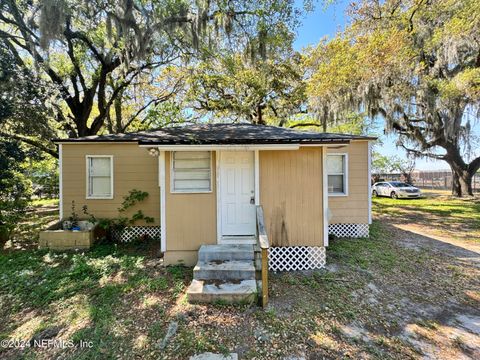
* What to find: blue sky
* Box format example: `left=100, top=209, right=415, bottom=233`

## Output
left=292, top=0, right=451, bottom=170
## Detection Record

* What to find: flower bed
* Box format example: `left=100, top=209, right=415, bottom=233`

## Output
left=39, top=221, right=103, bottom=250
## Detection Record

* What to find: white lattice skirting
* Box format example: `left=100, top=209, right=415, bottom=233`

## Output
left=112, top=226, right=160, bottom=242
left=328, top=223, right=369, bottom=238
left=269, top=246, right=326, bottom=271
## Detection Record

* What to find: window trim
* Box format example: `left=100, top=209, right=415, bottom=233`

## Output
left=327, top=153, right=348, bottom=197
left=85, top=155, right=114, bottom=199
left=170, top=151, right=213, bottom=194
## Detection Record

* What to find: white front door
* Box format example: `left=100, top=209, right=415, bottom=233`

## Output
left=220, top=151, right=256, bottom=236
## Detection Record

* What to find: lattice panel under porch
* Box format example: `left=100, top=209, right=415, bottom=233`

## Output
left=112, top=226, right=160, bottom=242
left=328, top=223, right=369, bottom=238
left=268, top=246, right=326, bottom=271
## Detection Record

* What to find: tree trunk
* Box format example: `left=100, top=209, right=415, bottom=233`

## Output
left=451, top=169, right=473, bottom=197
left=255, top=105, right=266, bottom=125
left=114, top=96, right=123, bottom=133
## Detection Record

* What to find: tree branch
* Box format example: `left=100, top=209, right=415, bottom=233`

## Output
left=288, top=122, right=322, bottom=129
left=399, top=143, right=446, bottom=161
left=468, top=156, right=480, bottom=175
left=0, top=132, right=58, bottom=158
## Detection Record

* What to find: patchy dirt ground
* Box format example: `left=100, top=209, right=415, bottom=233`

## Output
left=1, top=197, right=479, bottom=359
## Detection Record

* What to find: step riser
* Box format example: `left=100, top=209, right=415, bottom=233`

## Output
left=198, top=245, right=255, bottom=262
left=188, top=292, right=256, bottom=304
left=198, top=252, right=254, bottom=262
left=194, top=269, right=255, bottom=281
left=187, top=279, right=258, bottom=305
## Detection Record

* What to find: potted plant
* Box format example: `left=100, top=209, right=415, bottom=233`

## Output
left=63, top=201, right=79, bottom=230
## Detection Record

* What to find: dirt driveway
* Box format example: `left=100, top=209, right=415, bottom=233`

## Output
left=359, top=195, right=480, bottom=359
left=381, top=224, right=480, bottom=359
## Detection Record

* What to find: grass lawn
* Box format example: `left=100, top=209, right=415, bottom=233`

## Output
left=372, top=191, right=480, bottom=243
left=7, top=199, right=59, bottom=251
left=1, top=219, right=479, bottom=359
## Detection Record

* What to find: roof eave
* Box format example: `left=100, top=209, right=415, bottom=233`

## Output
left=53, top=136, right=377, bottom=145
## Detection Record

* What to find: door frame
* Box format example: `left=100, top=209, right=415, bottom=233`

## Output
left=216, top=150, right=260, bottom=244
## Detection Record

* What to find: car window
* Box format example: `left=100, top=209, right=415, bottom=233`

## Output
left=390, top=182, right=409, bottom=188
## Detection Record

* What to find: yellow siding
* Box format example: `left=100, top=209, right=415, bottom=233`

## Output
left=259, top=148, right=325, bottom=247
left=328, top=141, right=369, bottom=224
left=164, top=251, right=198, bottom=267
left=165, top=151, right=217, bottom=251
left=62, top=144, right=160, bottom=225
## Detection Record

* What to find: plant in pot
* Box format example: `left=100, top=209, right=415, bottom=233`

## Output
left=63, top=201, right=80, bottom=230
left=81, top=205, right=97, bottom=231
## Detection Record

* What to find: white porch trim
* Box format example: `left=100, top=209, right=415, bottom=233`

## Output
left=254, top=150, right=260, bottom=206
left=215, top=150, right=221, bottom=244
left=159, top=151, right=166, bottom=252
left=322, top=147, right=329, bottom=247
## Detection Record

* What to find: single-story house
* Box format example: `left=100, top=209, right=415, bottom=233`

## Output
left=54, top=123, right=374, bottom=276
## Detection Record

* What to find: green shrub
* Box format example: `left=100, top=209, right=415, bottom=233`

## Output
left=0, top=139, right=31, bottom=244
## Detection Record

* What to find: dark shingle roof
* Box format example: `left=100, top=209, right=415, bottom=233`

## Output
left=54, top=123, right=376, bottom=145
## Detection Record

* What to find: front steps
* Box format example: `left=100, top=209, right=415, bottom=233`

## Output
left=187, top=244, right=258, bottom=304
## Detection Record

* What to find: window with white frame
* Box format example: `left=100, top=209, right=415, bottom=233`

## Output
left=171, top=151, right=212, bottom=193
left=327, top=154, right=347, bottom=195
left=86, top=156, right=113, bottom=198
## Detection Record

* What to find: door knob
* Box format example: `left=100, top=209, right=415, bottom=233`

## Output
left=250, top=196, right=255, bottom=204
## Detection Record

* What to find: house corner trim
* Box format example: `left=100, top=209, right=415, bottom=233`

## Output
left=322, top=147, right=329, bottom=246
left=159, top=151, right=166, bottom=252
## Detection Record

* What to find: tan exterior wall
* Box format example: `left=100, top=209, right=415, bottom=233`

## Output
left=165, top=151, right=217, bottom=253
left=259, top=148, right=325, bottom=247
left=61, top=144, right=160, bottom=225
left=328, top=140, right=370, bottom=224
left=163, top=251, right=198, bottom=267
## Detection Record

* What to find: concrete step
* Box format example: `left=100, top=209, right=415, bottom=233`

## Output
left=198, top=244, right=254, bottom=262
left=187, top=279, right=257, bottom=304
left=194, top=261, right=256, bottom=281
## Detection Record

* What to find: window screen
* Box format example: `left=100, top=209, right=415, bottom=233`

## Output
left=171, top=151, right=211, bottom=192
left=87, top=156, right=112, bottom=198
left=327, top=154, right=346, bottom=194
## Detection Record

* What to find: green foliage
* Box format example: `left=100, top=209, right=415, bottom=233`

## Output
left=118, top=189, right=149, bottom=213
left=28, top=156, right=59, bottom=198
left=68, top=201, right=80, bottom=228
left=326, top=114, right=377, bottom=136
left=90, top=189, right=155, bottom=240
left=184, top=51, right=306, bottom=125
left=0, top=43, right=55, bottom=151
left=372, top=153, right=414, bottom=174
left=0, top=139, right=31, bottom=242
left=142, top=100, right=190, bottom=129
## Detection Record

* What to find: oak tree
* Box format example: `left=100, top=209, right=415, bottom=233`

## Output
left=0, top=0, right=300, bottom=144
left=305, top=0, right=480, bottom=196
